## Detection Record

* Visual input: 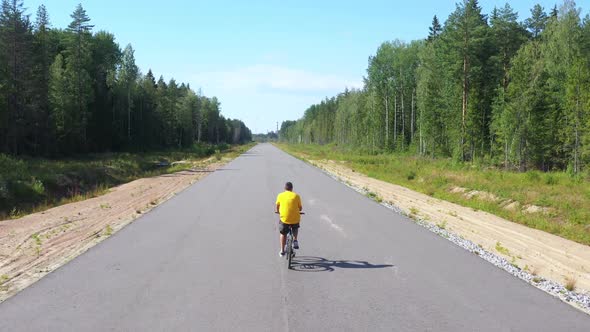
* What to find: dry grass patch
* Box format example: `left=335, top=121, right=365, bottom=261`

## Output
left=565, top=276, right=577, bottom=292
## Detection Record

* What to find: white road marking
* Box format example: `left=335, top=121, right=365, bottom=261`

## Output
left=320, top=214, right=346, bottom=237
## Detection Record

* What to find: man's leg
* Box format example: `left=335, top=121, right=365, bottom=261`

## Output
left=293, top=225, right=300, bottom=249
left=279, top=233, right=286, bottom=253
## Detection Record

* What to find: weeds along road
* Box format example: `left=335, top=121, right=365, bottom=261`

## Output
left=0, top=143, right=589, bottom=331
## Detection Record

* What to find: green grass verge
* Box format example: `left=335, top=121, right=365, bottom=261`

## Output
left=277, top=143, right=590, bottom=246
left=0, top=142, right=255, bottom=219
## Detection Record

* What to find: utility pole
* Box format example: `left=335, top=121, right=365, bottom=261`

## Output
left=277, top=122, right=279, bottom=141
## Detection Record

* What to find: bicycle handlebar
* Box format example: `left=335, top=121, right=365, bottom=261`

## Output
left=275, top=211, right=305, bottom=214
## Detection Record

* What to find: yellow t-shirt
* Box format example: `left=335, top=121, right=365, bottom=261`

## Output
left=276, top=191, right=302, bottom=224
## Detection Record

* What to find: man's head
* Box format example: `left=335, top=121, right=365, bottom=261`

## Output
left=285, top=182, right=293, bottom=191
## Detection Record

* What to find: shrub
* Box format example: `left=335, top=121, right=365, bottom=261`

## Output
left=31, top=178, right=45, bottom=195
left=544, top=174, right=558, bottom=185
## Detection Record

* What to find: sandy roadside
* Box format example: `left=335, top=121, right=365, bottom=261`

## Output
left=0, top=159, right=224, bottom=302
left=311, top=159, right=590, bottom=293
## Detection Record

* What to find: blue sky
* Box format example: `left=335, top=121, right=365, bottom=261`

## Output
left=23, top=0, right=578, bottom=133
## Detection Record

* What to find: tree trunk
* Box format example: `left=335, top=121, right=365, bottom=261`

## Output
left=139, top=95, right=143, bottom=149
left=411, top=88, right=415, bottom=145
left=504, top=139, right=508, bottom=170
left=419, top=98, right=423, bottom=155
left=393, top=93, right=397, bottom=148
left=401, top=88, right=405, bottom=150
left=77, top=31, right=86, bottom=150
left=384, top=95, right=389, bottom=148
left=574, top=80, right=581, bottom=174
left=127, top=88, right=131, bottom=141
left=462, top=54, right=469, bottom=161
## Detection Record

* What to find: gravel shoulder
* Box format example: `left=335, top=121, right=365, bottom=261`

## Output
left=311, top=159, right=590, bottom=306
left=0, top=159, right=224, bottom=302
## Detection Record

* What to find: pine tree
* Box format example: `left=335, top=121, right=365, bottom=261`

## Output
left=493, top=41, right=548, bottom=170
left=31, top=4, right=51, bottom=153
left=550, top=5, right=558, bottom=19
left=490, top=4, right=528, bottom=89
left=138, top=70, right=157, bottom=148
left=65, top=4, right=94, bottom=150
left=525, top=4, right=548, bottom=38
left=367, top=42, right=396, bottom=149
left=88, top=31, right=120, bottom=150
left=118, top=44, right=139, bottom=142
left=48, top=54, right=69, bottom=148
left=0, top=0, right=33, bottom=154
left=428, top=15, right=442, bottom=41
left=441, top=0, right=489, bottom=160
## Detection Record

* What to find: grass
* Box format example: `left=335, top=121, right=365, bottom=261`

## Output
left=31, top=233, right=42, bottom=246
left=277, top=143, right=590, bottom=246
left=365, top=190, right=383, bottom=203
left=510, top=256, right=519, bottom=268
left=30, top=232, right=43, bottom=256
left=409, top=207, right=419, bottom=218
left=565, top=276, right=577, bottom=291
left=0, top=274, right=8, bottom=285
left=105, top=224, right=113, bottom=236
left=0, top=142, right=255, bottom=219
left=495, top=241, right=511, bottom=256
left=0, top=274, right=8, bottom=291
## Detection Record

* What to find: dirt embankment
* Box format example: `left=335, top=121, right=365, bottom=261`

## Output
left=312, top=160, right=590, bottom=292
left=0, top=161, right=223, bottom=302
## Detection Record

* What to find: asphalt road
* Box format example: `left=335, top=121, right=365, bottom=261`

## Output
left=1, top=143, right=589, bottom=331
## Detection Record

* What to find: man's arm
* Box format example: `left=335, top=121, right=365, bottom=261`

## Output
left=275, top=202, right=280, bottom=214
left=298, top=196, right=303, bottom=211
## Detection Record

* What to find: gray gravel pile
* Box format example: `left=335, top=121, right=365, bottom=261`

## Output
left=317, top=165, right=590, bottom=313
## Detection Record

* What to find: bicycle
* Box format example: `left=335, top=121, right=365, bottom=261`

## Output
left=276, top=212, right=304, bottom=270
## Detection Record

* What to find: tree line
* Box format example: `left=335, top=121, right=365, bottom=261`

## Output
left=281, top=0, right=590, bottom=173
left=0, top=1, right=251, bottom=156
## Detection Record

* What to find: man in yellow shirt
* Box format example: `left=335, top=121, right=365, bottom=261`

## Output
left=275, top=182, right=303, bottom=256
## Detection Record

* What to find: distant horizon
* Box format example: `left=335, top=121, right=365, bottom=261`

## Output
left=22, top=0, right=581, bottom=134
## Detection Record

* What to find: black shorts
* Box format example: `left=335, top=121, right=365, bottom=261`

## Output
left=278, top=222, right=300, bottom=235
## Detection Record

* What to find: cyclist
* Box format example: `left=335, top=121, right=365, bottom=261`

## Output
left=275, top=182, right=302, bottom=256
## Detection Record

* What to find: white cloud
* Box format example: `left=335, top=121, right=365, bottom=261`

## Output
left=187, top=64, right=364, bottom=133
left=195, top=64, right=362, bottom=94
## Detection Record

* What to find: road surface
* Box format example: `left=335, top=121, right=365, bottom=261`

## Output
left=1, top=143, right=589, bottom=331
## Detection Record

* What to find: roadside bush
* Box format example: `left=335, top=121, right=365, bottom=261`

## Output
left=216, top=143, right=229, bottom=152
left=0, top=177, right=8, bottom=200
left=31, top=178, right=45, bottom=195
left=189, top=142, right=213, bottom=157
left=525, top=171, right=541, bottom=182
left=545, top=174, right=558, bottom=185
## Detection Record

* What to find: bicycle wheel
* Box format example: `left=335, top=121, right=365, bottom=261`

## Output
left=286, top=232, right=293, bottom=269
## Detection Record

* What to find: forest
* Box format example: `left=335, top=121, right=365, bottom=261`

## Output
left=281, top=0, right=590, bottom=174
left=0, top=1, right=251, bottom=157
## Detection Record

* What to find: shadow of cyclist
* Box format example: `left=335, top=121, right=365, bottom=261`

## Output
left=290, top=256, right=394, bottom=272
